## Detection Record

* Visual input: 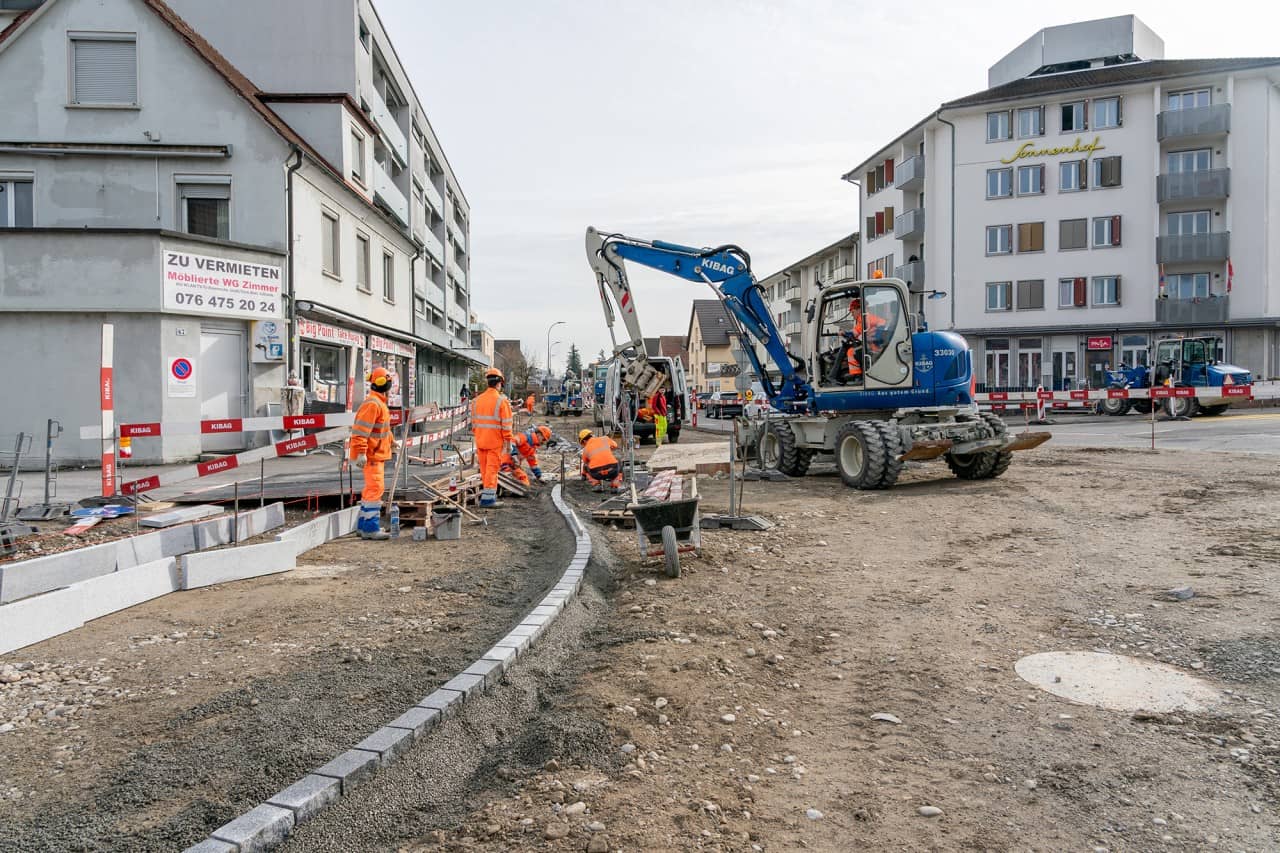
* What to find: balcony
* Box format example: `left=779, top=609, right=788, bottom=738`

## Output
left=1155, top=295, right=1229, bottom=325
left=372, top=164, right=409, bottom=226
left=830, top=264, right=858, bottom=284
left=366, top=88, right=408, bottom=167
left=447, top=301, right=468, bottom=329
left=784, top=320, right=801, bottom=337
left=1157, top=168, right=1230, bottom=203
left=448, top=218, right=467, bottom=253
left=894, top=155, right=925, bottom=192
left=423, top=180, right=444, bottom=217
left=1157, top=103, right=1231, bottom=141
left=422, top=228, right=445, bottom=264
left=448, top=257, right=467, bottom=287
left=893, top=259, right=925, bottom=291
left=894, top=208, right=925, bottom=241
left=1157, top=232, right=1230, bottom=264
left=782, top=283, right=800, bottom=303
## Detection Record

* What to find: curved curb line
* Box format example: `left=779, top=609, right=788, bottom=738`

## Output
left=182, top=485, right=591, bottom=853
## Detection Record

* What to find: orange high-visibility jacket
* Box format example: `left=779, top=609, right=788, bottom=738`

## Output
left=582, top=435, right=619, bottom=471
left=512, top=431, right=540, bottom=468
left=472, top=387, right=514, bottom=450
left=350, top=390, right=393, bottom=462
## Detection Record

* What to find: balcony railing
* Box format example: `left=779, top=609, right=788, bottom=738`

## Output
left=829, top=264, right=858, bottom=284
left=1155, top=295, right=1229, bottom=325
left=366, top=87, right=408, bottom=167
left=1157, top=103, right=1230, bottom=141
left=372, top=163, right=409, bottom=226
left=894, top=207, right=925, bottom=241
left=1156, top=232, right=1230, bottom=264
left=784, top=321, right=801, bottom=337
left=894, top=155, right=925, bottom=191
left=893, top=260, right=925, bottom=291
left=1157, top=168, right=1230, bottom=203
left=423, top=180, right=444, bottom=217
left=448, top=218, right=467, bottom=253
left=448, top=257, right=467, bottom=287
left=422, top=228, right=445, bottom=264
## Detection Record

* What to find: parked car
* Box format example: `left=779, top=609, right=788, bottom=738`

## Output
left=708, top=391, right=743, bottom=419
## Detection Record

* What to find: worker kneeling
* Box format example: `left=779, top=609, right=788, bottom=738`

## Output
left=578, top=429, right=622, bottom=492
left=349, top=367, right=395, bottom=540
left=472, top=367, right=514, bottom=507
left=502, top=424, right=554, bottom=486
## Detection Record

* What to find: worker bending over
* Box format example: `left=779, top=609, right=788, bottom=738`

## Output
left=349, top=368, right=395, bottom=539
left=500, top=425, right=554, bottom=485
left=578, top=429, right=622, bottom=491
left=473, top=367, right=514, bottom=508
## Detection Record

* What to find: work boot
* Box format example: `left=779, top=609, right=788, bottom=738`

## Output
left=479, top=498, right=505, bottom=508
left=356, top=501, right=389, bottom=540
left=359, top=527, right=391, bottom=540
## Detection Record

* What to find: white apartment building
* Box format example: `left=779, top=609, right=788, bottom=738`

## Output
left=0, top=0, right=482, bottom=463
left=845, top=15, right=1280, bottom=390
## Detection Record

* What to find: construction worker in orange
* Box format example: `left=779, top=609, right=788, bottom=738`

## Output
left=578, top=428, right=622, bottom=491
left=525, top=392, right=536, bottom=414
left=473, top=367, right=514, bottom=507
left=507, top=424, right=554, bottom=482
left=350, top=367, right=394, bottom=539
left=842, top=290, right=888, bottom=383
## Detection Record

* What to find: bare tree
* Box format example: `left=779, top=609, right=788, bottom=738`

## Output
left=510, top=346, right=537, bottom=395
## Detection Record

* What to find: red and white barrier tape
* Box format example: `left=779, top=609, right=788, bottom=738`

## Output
left=81, top=403, right=471, bottom=440
left=401, top=417, right=470, bottom=451
left=978, top=385, right=1262, bottom=403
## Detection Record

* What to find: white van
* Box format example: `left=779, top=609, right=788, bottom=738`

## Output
left=596, top=355, right=690, bottom=443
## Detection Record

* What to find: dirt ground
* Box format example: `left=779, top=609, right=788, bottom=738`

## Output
left=0, top=490, right=573, bottom=852
left=406, top=426, right=1280, bottom=851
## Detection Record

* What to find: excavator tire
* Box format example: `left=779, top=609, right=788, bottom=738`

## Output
left=978, top=412, right=1013, bottom=479
left=1101, top=393, right=1132, bottom=416
left=945, top=413, right=1010, bottom=480
left=758, top=421, right=811, bottom=477
left=1132, top=400, right=1153, bottom=415
left=1199, top=404, right=1229, bottom=417
left=870, top=420, right=903, bottom=488
left=1170, top=392, right=1199, bottom=419
left=834, top=420, right=891, bottom=490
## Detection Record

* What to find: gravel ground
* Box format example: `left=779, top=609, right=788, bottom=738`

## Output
left=0, top=489, right=572, bottom=852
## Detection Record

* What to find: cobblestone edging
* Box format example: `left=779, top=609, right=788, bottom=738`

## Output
left=182, top=485, right=591, bottom=853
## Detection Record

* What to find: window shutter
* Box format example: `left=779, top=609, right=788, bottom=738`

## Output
left=1111, top=215, right=1121, bottom=246
left=73, top=39, right=137, bottom=104
left=874, top=211, right=884, bottom=236
left=1004, top=282, right=1013, bottom=310
left=1114, top=277, right=1121, bottom=305
left=1073, top=277, right=1087, bottom=307
left=884, top=158, right=894, bottom=184
left=865, top=171, right=875, bottom=193
left=866, top=216, right=875, bottom=237
left=1036, top=164, right=1045, bottom=190
left=1031, top=221, right=1043, bottom=251
left=1116, top=97, right=1123, bottom=127
left=179, top=183, right=230, bottom=200
left=884, top=206, right=894, bottom=228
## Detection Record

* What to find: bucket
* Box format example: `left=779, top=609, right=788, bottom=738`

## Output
left=431, top=507, right=462, bottom=540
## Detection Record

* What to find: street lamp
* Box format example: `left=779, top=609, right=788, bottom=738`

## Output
left=548, top=341, right=562, bottom=389
left=546, top=320, right=566, bottom=386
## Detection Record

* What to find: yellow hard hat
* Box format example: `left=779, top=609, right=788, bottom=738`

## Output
left=366, top=367, right=391, bottom=388
left=578, top=429, right=593, bottom=443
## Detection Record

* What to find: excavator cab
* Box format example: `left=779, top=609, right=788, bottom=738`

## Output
left=813, top=279, right=913, bottom=392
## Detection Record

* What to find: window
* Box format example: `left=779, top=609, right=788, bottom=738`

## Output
left=355, top=233, right=371, bottom=292
left=382, top=251, right=394, bottom=302
left=986, top=281, right=1012, bottom=312
left=350, top=129, right=365, bottom=184
left=987, top=110, right=1012, bottom=142
left=1060, top=101, right=1087, bottom=132
left=987, top=168, right=1013, bottom=199
left=986, top=339, right=1010, bottom=386
left=0, top=178, right=34, bottom=228
left=1059, top=277, right=1087, bottom=308
left=178, top=180, right=229, bottom=240
left=1121, top=335, right=1149, bottom=367
left=1017, top=106, right=1044, bottom=138
left=358, top=17, right=371, bottom=51
left=986, top=224, right=1012, bottom=255
left=1093, top=97, right=1122, bottom=129
left=1057, top=159, right=1086, bottom=193
left=70, top=35, right=137, bottom=105
left=1166, top=149, right=1210, bottom=174
left=1059, top=218, right=1087, bottom=250
left=1092, top=275, right=1120, bottom=306
left=864, top=170, right=878, bottom=195
left=1093, top=155, right=1121, bottom=188
left=1168, top=210, right=1211, bottom=236
left=1167, top=89, right=1210, bottom=111
left=1016, top=279, right=1044, bottom=310
left=1016, top=221, right=1044, bottom=253
left=1092, top=215, right=1121, bottom=247
left=414, top=295, right=426, bottom=319
left=321, top=211, right=340, bottom=277
left=1018, top=339, right=1044, bottom=386
left=1016, top=164, right=1044, bottom=195
left=1167, top=272, right=1211, bottom=300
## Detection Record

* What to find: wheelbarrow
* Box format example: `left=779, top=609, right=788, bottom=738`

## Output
left=628, top=477, right=701, bottom=578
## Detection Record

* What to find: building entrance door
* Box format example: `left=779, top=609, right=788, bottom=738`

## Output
left=200, top=325, right=246, bottom=453
left=1052, top=349, right=1077, bottom=391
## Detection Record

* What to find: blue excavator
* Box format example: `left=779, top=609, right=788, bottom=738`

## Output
left=585, top=227, right=1049, bottom=489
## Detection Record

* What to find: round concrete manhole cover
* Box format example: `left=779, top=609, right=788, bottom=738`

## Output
left=1015, top=651, right=1221, bottom=713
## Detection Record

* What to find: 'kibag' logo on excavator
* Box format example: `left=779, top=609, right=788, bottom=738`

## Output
left=700, top=259, right=736, bottom=276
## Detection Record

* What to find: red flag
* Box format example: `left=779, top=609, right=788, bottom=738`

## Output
left=1227, top=258, right=1233, bottom=293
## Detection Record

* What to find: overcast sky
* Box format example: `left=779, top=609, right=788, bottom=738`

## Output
left=378, top=0, right=1279, bottom=372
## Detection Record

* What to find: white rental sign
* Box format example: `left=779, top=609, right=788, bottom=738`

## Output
left=162, top=250, right=283, bottom=320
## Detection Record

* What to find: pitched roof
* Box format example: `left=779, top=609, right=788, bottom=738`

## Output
left=943, top=57, right=1280, bottom=109
left=0, top=9, right=35, bottom=48
left=689, top=299, right=734, bottom=348
left=659, top=335, right=687, bottom=366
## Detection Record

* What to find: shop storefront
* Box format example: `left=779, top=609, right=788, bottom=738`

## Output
left=367, top=334, right=416, bottom=409
left=296, top=318, right=365, bottom=410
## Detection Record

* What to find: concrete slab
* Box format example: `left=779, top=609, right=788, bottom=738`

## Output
left=418, top=687, right=464, bottom=717
left=0, top=541, right=118, bottom=604
left=481, top=644, right=518, bottom=671
left=181, top=840, right=238, bottom=853
left=493, top=634, right=532, bottom=658
left=266, top=774, right=341, bottom=825
left=529, top=605, right=558, bottom=619
left=274, top=505, right=359, bottom=556
left=181, top=540, right=296, bottom=590
left=385, top=705, right=441, bottom=739
left=192, top=503, right=285, bottom=549
left=648, top=442, right=729, bottom=473
left=1016, top=651, right=1222, bottom=713
left=441, top=671, right=486, bottom=699
left=210, top=803, right=295, bottom=852
left=313, top=748, right=380, bottom=794
left=0, top=586, right=84, bottom=656
left=76, top=557, right=181, bottom=623
left=354, top=725, right=415, bottom=766
left=140, top=504, right=223, bottom=528
left=462, top=658, right=504, bottom=688
left=115, top=525, right=196, bottom=569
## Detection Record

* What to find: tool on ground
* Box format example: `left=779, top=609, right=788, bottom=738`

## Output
left=1, top=432, right=30, bottom=522
left=17, top=420, right=70, bottom=521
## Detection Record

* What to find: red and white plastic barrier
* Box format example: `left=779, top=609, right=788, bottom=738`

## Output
left=81, top=403, right=471, bottom=441
left=976, top=383, right=1269, bottom=412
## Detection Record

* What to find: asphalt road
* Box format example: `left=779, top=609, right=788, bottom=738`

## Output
left=692, top=408, right=1280, bottom=455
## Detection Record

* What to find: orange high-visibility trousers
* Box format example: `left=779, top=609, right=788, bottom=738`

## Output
left=478, top=448, right=501, bottom=493
left=361, top=460, right=385, bottom=502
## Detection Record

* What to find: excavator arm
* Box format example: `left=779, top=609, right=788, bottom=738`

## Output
left=585, top=227, right=810, bottom=410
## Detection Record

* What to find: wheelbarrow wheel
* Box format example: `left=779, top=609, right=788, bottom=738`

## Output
left=661, top=525, right=680, bottom=578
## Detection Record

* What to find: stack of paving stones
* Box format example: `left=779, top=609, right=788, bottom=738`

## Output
left=183, top=485, right=592, bottom=853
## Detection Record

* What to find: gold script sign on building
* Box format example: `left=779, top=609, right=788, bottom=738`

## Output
left=1000, top=136, right=1105, bottom=165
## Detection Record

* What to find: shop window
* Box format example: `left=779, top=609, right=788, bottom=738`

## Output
left=1016, top=279, right=1044, bottom=310
left=985, top=339, right=1010, bottom=387
left=0, top=178, right=34, bottom=228
left=1120, top=334, right=1149, bottom=367
left=1059, top=218, right=1087, bottom=250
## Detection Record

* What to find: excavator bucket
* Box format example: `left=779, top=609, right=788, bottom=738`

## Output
left=898, top=439, right=953, bottom=462
left=1002, top=430, right=1052, bottom=452
left=624, top=358, right=664, bottom=400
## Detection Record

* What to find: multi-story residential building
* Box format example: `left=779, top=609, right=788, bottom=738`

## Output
left=686, top=300, right=741, bottom=394
left=844, top=15, right=1280, bottom=390
left=0, top=0, right=480, bottom=463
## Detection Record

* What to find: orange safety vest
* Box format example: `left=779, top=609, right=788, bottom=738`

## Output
left=472, top=387, right=513, bottom=450
left=350, top=390, right=393, bottom=462
left=512, top=431, right=539, bottom=467
left=525, top=394, right=535, bottom=413
left=582, top=435, right=619, bottom=470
